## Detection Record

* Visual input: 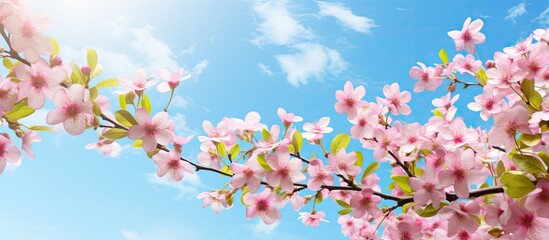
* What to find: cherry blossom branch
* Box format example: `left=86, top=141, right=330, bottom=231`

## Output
left=387, top=150, right=414, bottom=177
left=0, top=24, right=31, bottom=66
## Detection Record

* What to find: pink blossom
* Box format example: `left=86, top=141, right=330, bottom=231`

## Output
left=386, top=218, right=424, bottom=240
left=524, top=180, right=549, bottom=218
left=398, top=123, right=426, bottom=153
left=197, top=141, right=221, bottom=170
left=243, top=188, right=281, bottom=224
left=281, top=192, right=304, bottom=211
left=327, top=149, right=361, bottom=177
left=152, top=149, right=194, bottom=182
left=46, top=84, right=92, bottom=136
left=437, top=118, right=478, bottom=149
left=197, top=191, right=229, bottom=213
left=361, top=127, right=400, bottom=161
left=438, top=149, right=487, bottom=198
left=172, top=135, right=193, bottom=152
left=230, top=155, right=266, bottom=192
left=438, top=201, right=481, bottom=237
left=503, top=204, right=549, bottom=240
left=0, top=77, right=18, bottom=115
left=128, top=108, right=174, bottom=152
left=198, top=120, right=233, bottom=144
left=408, top=169, right=445, bottom=208
left=503, top=35, right=533, bottom=57
left=15, top=59, right=67, bottom=109
left=302, top=117, right=333, bottom=142
left=277, top=107, right=303, bottom=128
left=488, top=105, right=530, bottom=151
left=0, top=134, right=21, bottom=174
left=85, top=134, right=122, bottom=158
left=226, top=111, right=266, bottom=139
left=517, top=43, right=548, bottom=80
left=467, top=88, right=506, bottom=121
left=349, top=106, right=378, bottom=139
left=4, top=11, right=53, bottom=63
left=307, top=158, right=334, bottom=190
left=265, top=149, right=305, bottom=192
left=334, top=81, right=367, bottom=119
left=376, top=83, right=412, bottom=115
left=447, top=17, right=486, bottom=53
left=254, top=124, right=288, bottom=154
left=156, top=68, right=191, bottom=92
left=486, top=56, right=525, bottom=89
left=119, top=69, right=157, bottom=95
left=432, top=92, right=460, bottom=113
left=409, top=62, right=443, bottom=92
left=349, top=188, right=382, bottom=219
left=483, top=194, right=512, bottom=226
left=452, top=54, right=483, bottom=75
left=298, top=211, right=329, bottom=227
left=22, top=130, right=41, bottom=160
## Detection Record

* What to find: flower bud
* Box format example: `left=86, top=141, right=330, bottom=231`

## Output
left=81, top=65, right=92, bottom=77
left=485, top=60, right=496, bottom=69
left=51, top=56, right=63, bottom=67
left=447, top=82, right=456, bottom=93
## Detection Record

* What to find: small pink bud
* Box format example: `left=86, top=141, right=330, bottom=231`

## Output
left=81, top=66, right=92, bottom=77
left=485, top=60, right=496, bottom=68
left=448, top=82, right=456, bottom=93
left=51, top=56, right=63, bottom=67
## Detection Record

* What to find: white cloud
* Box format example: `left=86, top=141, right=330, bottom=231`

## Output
left=145, top=172, right=201, bottom=200
left=19, top=108, right=49, bottom=127
left=534, top=7, right=549, bottom=27
left=128, top=25, right=179, bottom=71
left=395, top=7, right=406, bottom=11
left=317, top=1, right=376, bottom=34
left=250, top=219, right=279, bottom=236
left=121, top=227, right=201, bottom=240
left=180, top=43, right=196, bottom=54
left=505, top=3, right=527, bottom=24
left=122, top=230, right=141, bottom=240
left=251, top=0, right=313, bottom=46
left=192, top=59, right=210, bottom=80
left=171, top=113, right=194, bottom=135
left=170, top=95, right=190, bottom=109
left=258, top=63, right=274, bottom=76
left=275, top=43, right=347, bottom=87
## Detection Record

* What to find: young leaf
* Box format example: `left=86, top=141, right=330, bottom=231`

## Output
left=141, top=94, right=152, bottom=114
left=499, top=171, right=536, bottom=198
left=476, top=68, right=488, bottom=86
left=361, top=162, right=380, bottom=181
left=115, top=110, right=138, bottom=127
left=262, top=128, right=271, bottom=141
left=257, top=154, right=272, bottom=171
left=338, top=208, right=352, bottom=215
left=87, top=48, right=98, bottom=71
left=216, top=142, right=227, bottom=159
left=29, top=125, right=52, bottom=132
left=103, top=128, right=128, bottom=140
left=292, top=130, right=303, bottom=153
left=510, top=154, right=547, bottom=174
left=391, top=175, right=412, bottom=194
left=354, top=151, right=363, bottom=167
left=330, top=133, right=350, bottom=154
left=95, top=78, right=119, bottom=88
left=5, top=99, right=35, bottom=121
left=118, top=94, right=127, bottom=110
left=438, top=48, right=449, bottom=65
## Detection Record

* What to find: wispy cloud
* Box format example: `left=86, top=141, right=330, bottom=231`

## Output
left=170, top=95, right=190, bottom=109
left=251, top=0, right=313, bottom=46
left=180, top=43, right=196, bottom=54
left=533, top=7, right=549, bottom=27
left=250, top=219, right=279, bottom=235
left=145, top=172, right=201, bottom=200
left=505, top=3, right=527, bottom=24
left=170, top=113, right=195, bottom=136
left=395, top=7, right=406, bottom=11
left=192, top=59, right=210, bottom=80
left=317, top=1, right=376, bottom=34
left=258, top=63, right=274, bottom=76
left=275, top=43, right=347, bottom=87
left=121, top=227, right=201, bottom=240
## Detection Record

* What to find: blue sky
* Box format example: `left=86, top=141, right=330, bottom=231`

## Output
left=1, top=1, right=548, bottom=239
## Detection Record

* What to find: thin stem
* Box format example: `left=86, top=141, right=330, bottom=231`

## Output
left=164, top=89, right=175, bottom=112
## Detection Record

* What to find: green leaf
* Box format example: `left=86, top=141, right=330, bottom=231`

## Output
left=115, top=110, right=138, bottom=127
left=336, top=200, right=351, bottom=208
left=538, top=151, right=549, bottom=167
left=87, top=48, right=98, bottom=71
left=496, top=160, right=506, bottom=178
left=262, top=128, right=271, bottom=141
left=417, top=203, right=447, bottom=218
left=71, top=63, right=85, bottom=85
left=530, top=91, right=543, bottom=110
left=438, top=48, right=449, bottom=65
left=103, top=128, right=128, bottom=140
left=125, top=92, right=136, bottom=106
left=354, top=151, right=363, bottom=167
left=391, top=175, right=412, bottom=194
left=338, top=208, right=352, bottom=215
left=477, top=68, right=488, bottom=86
left=95, top=78, right=119, bottom=88
left=510, top=153, right=547, bottom=174
left=29, top=125, right=52, bottom=132
left=315, top=192, right=323, bottom=204
left=292, top=130, right=303, bottom=153
left=240, top=187, right=250, bottom=206
left=221, top=165, right=232, bottom=176
left=5, top=99, right=35, bottom=121
left=402, top=202, right=415, bottom=213
left=141, top=94, right=152, bottom=114
left=361, top=162, right=380, bottom=181
left=132, top=140, right=142, bottom=148
left=92, top=102, right=102, bottom=116
left=520, top=79, right=535, bottom=101
left=89, top=87, right=98, bottom=101
left=499, top=171, right=536, bottom=198
left=3, top=58, right=13, bottom=70
left=49, top=37, right=59, bottom=58
left=118, top=94, right=127, bottom=110
left=229, top=144, right=240, bottom=160
left=518, top=134, right=542, bottom=147
left=433, top=109, right=443, bottom=117
left=257, top=154, right=272, bottom=171
left=216, top=142, right=227, bottom=159
left=330, top=133, right=350, bottom=154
